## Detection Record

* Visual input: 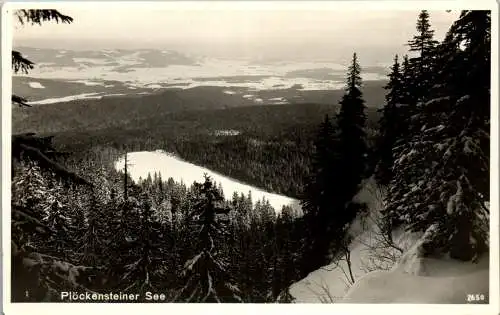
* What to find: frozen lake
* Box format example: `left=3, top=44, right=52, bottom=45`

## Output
left=115, top=150, right=301, bottom=214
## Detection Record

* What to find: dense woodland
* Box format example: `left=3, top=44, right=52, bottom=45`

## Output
left=18, top=103, right=381, bottom=198
left=10, top=9, right=491, bottom=302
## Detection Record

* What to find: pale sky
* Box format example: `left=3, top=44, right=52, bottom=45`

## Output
left=13, top=6, right=459, bottom=62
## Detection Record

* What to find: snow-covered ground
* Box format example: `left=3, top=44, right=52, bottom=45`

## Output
left=27, top=92, right=105, bottom=105
left=343, top=251, right=489, bottom=303
left=14, top=49, right=389, bottom=107
left=289, top=177, right=407, bottom=302
left=213, top=129, right=241, bottom=136
left=28, top=81, right=45, bottom=89
left=72, top=57, right=110, bottom=65
left=71, top=80, right=107, bottom=86
left=268, top=97, right=289, bottom=104
left=16, top=56, right=387, bottom=92
left=115, top=150, right=302, bottom=214
left=289, top=177, right=491, bottom=304
left=27, top=92, right=128, bottom=105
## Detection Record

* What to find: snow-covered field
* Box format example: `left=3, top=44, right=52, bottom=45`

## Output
left=28, top=81, right=45, bottom=89
left=15, top=48, right=388, bottom=92
left=26, top=92, right=129, bottom=105
left=21, top=64, right=382, bottom=91
left=213, top=129, right=241, bottom=136
left=114, top=150, right=301, bottom=214
left=27, top=92, right=105, bottom=105
left=71, top=80, right=107, bottom=86
left=14, top=48, right=390, bottom=107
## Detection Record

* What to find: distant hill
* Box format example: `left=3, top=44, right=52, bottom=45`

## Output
left=13, top=46, right=201, bottom=69
left=13, top=82, right=386, bottom=135
left=12, top=46, right=389, bottom=106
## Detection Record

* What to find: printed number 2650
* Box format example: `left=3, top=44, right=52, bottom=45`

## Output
left=467, top=294, right=485, bottom=302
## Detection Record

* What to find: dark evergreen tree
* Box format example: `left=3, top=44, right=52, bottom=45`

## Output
left=121, top=193, right=164, bottom=294
left=375, top=55, right=405, bottom=186
left=11, top=162, right=96, bottom=301
left=300, top=114, right=339, bottom=274
left=176, top=175, right=242, bottom=302
left=336, top=52, right=368, bottom=200
left=326, top=52, right=368, bottom=276
left=385, top=10, right=490, bottom=261
left=302, top=115, right=338, bottom=215
left=300, top=53, right=368, bottom=276
left=407, top=10, right=439, bottom=103
left=80, top=192, right=104, bottom=266
left=271, top=210, right=301, bottom=301
left=43, top=198, right=71, bottom=257
left=400, top=55, right=413, bottom=103
left=398, top=54, right=419, bottom=132
left=157, top=172, right=164, bottom=201
left=123, top=154, right=130, bottom=200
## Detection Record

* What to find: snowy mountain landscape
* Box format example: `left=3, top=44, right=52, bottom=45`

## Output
left=12, top=46, right=388, bottom=107
left=6, top=5, right=495, bottom=311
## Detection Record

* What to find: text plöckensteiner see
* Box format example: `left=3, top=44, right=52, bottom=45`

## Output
left=60, top=291, right=169, bottom=302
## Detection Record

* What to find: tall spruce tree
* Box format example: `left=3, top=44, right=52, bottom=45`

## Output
left=380, top=12, right=439, bottom=232
left=300, top=53, right=368, bottom=276
left=400, top=55, right=415, bottom=107
left=300, top=115, right=339, bottom=274
left=301, top=115, right=338, bottom=216
left=385, top=10, right=490, bottom=261
left=336, top=52, right=368, bottom=199
left=327, top=52, right=368, bottom=277
left=119, top=193, right=164, bottom=294
left=177, top=175, right=242, bottom=302
left=375, top=55, right=405, bottom=186
left=407, top=10, right=439, bottom=103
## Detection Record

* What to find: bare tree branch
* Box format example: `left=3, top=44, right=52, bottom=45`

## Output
left=306, top=279, right=337, bottom=303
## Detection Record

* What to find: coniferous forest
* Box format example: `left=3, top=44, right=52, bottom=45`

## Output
left=9, top=9, right=491, bottom=303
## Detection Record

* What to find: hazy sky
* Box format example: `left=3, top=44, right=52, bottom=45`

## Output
left=13, top=6, right=459, bottom=62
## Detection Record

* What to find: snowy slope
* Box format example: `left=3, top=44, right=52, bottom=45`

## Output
left=289, top=177, right=421, bottom=302
left=289, top=177, right=492, bottom=304
left=343, top=251, right=489, bottom=303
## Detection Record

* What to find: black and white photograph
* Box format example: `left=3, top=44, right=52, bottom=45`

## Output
left=2, top=0, right=498, bottom=311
